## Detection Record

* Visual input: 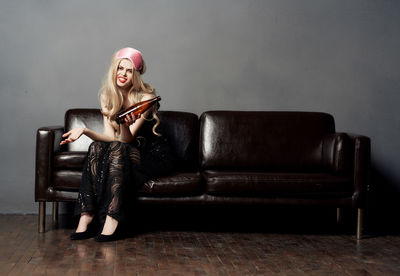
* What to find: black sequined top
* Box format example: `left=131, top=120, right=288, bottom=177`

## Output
left=132, top=114, right=175, bottom=181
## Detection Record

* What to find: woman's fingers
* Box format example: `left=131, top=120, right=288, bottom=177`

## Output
left=130, top=113, right=136, bottom=121
left=60, top=134, right=74, bottom=145
left=60, top=139, right=69, bottom=145
left=123, top=112, right=143, bottom=126
left=124, top=113, right=137, bottom=125
left=60, top=128, right=84, bottom=145
left=62, top=131, right=71, bottom=137
left=60, top=133, right=69, bottom=145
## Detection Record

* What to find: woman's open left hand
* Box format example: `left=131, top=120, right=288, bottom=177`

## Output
left=60, top=127, right=85, bottom=145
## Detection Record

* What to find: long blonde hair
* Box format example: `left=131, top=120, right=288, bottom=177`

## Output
left=99, top=51, right=161, bottom=137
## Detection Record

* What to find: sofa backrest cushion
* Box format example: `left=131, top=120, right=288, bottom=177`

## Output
left=199, top=111, right=335, bottom=171
left=64, top=109, right=199, bottom=171
left=157, top=111, right=199, bottom=171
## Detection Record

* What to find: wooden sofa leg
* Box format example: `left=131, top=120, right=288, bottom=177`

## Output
left=357, top=208, right=363, bottom=240
left=52, top=202, right=59, bottom=227
left=336, top=208, right=342, bottom=224
left=39, top=202, right=46, bottom=233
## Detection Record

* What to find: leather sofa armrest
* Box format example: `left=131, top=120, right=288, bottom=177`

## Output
left=322, top=133, right=352, bottom=173
left=347, top=133, right=371, bottom=207
left=35, top=126, right=65, bottom=201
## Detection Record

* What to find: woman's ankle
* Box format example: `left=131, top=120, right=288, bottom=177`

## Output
left=101, top=215, right=119, bottom=235
left=76, top=213, right=94, bottom=233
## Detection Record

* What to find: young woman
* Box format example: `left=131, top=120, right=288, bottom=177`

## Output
left=60, top=47, right=175, bottom=242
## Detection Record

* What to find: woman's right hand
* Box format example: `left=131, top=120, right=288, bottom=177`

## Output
left=123, top=112, right=141, bottom=126
left=60, top=127, right=85, bottom=145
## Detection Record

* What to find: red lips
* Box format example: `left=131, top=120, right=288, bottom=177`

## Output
left=118, top=76, right=127, bottom=83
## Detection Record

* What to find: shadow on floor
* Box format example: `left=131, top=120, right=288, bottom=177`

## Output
left=58, top=204, right=368, bottom=237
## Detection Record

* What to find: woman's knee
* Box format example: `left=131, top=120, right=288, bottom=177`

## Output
left=110, top=141, right=124, bottom=150
left=88, top=141, right=106, bottom=154
left=109, top=141, right=128, bottom=158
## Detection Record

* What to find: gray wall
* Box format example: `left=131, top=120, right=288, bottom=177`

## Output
left=0, top=0, right=399, bottom=213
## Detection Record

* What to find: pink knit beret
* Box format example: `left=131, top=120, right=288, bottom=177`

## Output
left=116, top=47, right=143, bottom=71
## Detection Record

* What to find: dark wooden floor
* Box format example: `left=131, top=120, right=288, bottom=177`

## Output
left=1, top=213, right=400, bottom=276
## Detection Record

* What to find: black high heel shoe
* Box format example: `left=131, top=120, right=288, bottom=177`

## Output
left=70, top=220, right=98, bottom=240
left=94, top=224, right=123, bottom=242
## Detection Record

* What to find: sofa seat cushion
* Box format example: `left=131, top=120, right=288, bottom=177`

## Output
left=138, top=172, right=202, bottom=197
left=53, top=170, right=202, bottom=197
left=203, top=170, right=353, bottom=197
left=54, top=152, right=86, bottom=169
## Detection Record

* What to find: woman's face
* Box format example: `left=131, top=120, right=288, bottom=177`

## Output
left=116, top=59, right=134, bottom=90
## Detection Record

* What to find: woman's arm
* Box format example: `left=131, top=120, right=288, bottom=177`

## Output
left=60, top=94, right=154, bottom=145
left=60, top=115, right=119, bottom=145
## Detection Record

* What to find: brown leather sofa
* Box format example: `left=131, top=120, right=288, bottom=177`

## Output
left=35, top=110, right=370, bottom=239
